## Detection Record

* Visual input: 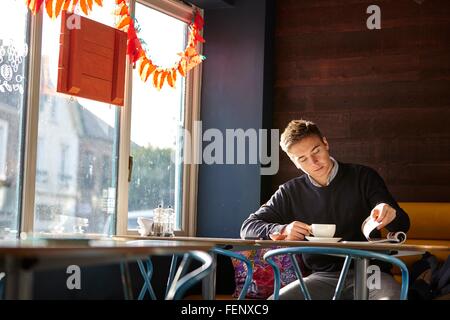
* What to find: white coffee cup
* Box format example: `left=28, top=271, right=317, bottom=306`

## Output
left=137, top=217, right=154, bottom=236
left=311, top=224, right=336, bottom=237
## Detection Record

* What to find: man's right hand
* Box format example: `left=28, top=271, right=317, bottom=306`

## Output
left=270, top=221, right=311, bottom=241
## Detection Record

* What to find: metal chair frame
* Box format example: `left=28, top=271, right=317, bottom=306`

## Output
left=264, top=246, right=409, bottom=300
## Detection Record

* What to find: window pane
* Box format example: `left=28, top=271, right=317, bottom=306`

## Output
left=0, top=0, right=29, bottom=237
left=128, top=3, right=187, bottom=230
left=34, top=4, right=120, bottom=235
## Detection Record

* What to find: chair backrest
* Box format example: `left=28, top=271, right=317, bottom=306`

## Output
left=165, top=250, right=213, bottom=300
left=263, top=246, right=409, bottom=300
left=211, top=247, right=254, bottom=300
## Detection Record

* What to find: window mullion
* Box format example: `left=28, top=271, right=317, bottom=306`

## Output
left=179, top=47, right=202, bottom=237
left=178, top=8, right=203, bottom=236
left=116, top=0, right=136, bottom=236
left=20, top=11, right=43, bottom=234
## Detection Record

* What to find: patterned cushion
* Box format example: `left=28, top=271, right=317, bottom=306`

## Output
left=231, top=246, right=307, bottom=299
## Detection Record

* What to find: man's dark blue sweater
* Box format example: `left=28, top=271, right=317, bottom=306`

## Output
left=240, top=161, right=410, bottom=272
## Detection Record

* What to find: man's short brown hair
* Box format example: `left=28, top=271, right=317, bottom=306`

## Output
left=280, top=120, right=324, bottom=152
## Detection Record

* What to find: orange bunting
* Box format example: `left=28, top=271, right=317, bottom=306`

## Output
left=178, top=60, right=187, bottom=77
left=45, top=0, right=53, bottom=17
left=172, top=69, right=177, bottom=83
left=153, top=70, right=162, bottom=89
left=117, top=15, right=132, bottom=30
left=115, top=1, right=205, bottom=90
left=55, top=0, right=65, bottom=17
left=139, top=58, right=157, bottom=82
left=25, top=0, right=205, bottom=90
left=138, top=58, right=149, bottom=76
left=63, top=0, right=71, bottom=11
left=79, top=0, right=87, bottom=16
left=26, top=0, right=102, bottom=17
left=167, top=72, right=174, bottom=88
left=159, top=71, right=168, bottom=90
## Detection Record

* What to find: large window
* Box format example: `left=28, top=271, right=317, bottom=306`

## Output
left=0, top=0, right=29, bottom=237
left=0, top=0, right=201, bottom=238
left=33, top=2, right=120, bottom=235
left=127, top=2, right=188, bottom=231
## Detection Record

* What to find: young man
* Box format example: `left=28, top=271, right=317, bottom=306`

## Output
left=240, top=120, right=410, bottom=300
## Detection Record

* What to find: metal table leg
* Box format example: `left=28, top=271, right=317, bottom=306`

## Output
left=354, top=257, right=369, bottom=300
left=5, top=256, right=34, bottom=300
left=120, top=261, right=133, bottom=300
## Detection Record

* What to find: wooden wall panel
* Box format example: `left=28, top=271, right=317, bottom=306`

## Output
left=273, top=0, right=450, bottom=202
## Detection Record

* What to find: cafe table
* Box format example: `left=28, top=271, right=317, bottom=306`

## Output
left=0, top=236, right=214, bottom=300
left=118, top=236, right=450, bottom=300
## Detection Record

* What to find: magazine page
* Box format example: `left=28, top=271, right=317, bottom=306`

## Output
left=361, top=216, right=407, bottom=244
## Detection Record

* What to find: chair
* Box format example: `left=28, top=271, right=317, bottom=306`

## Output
left=263, top=246, right=409, bottom=300
left=165, top=250, right=213, bottom=300
left=135, top=258, right=158, bottom=300
left=211, top=247, right=253, bottom=300
left=135, top=247, right=252, bottom=300
left=119, top=259, right=158, bottom=300
left=132, top=251, right=213, bottom=300
left=135, top=254, right=186, bottom=300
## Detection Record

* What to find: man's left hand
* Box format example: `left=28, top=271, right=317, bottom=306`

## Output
left=370, top=203, right=396, bottom=230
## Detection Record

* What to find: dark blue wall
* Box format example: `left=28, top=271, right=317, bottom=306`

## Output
left=197, top=0, right=274, bottom=237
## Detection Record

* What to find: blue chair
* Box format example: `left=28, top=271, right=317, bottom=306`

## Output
left=133, top=254, right=198, bottom=300
left=263, top=247, right=409, bottom=300
left=211, top=247, right=253, bottom=300
left=165, top=250, right=213, bottom=300
left=132, top=251, right=213, bottom=300
left=135, top=247, right=252, bottom=300
left=119, top=259, right=157, bottom=300
left=135, top=258, right=158, bottom=300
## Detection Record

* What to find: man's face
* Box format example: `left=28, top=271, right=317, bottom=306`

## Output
left=286, top=135, right=333, bottom=180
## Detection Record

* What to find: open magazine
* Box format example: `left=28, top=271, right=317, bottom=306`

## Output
left=361, top=216, right=407, bottom=244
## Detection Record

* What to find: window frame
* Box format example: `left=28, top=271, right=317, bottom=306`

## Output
left=0, top=119, right=8, bottom=180
left=115, top=0, right=203, bottom=237
left=14, top=0, right=202, bottom=236
left=21, top=10, right=43, bottom=233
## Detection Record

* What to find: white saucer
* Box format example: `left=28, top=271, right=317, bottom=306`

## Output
left=305, top=236, right=342, bottom=243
